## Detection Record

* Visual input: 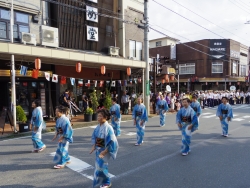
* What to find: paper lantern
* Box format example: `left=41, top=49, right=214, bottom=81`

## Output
left=127, top=67, right=131, bottom=76
left=101, top=65, right=106, bottom=75
left=165, top=75, right=169, bottom=81
left=35, top=58, right=41, bottom=70
left=170, top=75, right=175, bottom=81
left=162, top=79, right=165, bottom=84
left=32, top=69, right=39, bottom=79
left=76, top=62, right=81, bottom=73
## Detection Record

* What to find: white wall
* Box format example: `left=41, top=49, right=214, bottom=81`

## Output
left=149, top=38, right=178, bottom=48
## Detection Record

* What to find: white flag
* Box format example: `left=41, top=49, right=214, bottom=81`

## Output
left=111, top=81, right=116, bottom=87
left=70, top=78, right=75, bottom=85
left=52, top=74, right=58, bottom=83
left=44, top=72, right=50, bottom=81
left=94, top=80, right=97, bottom=87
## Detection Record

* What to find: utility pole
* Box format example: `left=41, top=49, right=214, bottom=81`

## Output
left=10, top=0, right=17, bottom=133
left=177, top=60, right=179, bottom=94
left=143, top=0, right=150, bottom=115
left=154, top=58, right=156, bottom=94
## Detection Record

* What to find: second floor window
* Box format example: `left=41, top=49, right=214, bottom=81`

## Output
left=240, top=65, right=246, bottom=76
left=179, top=63, right=195, bottom=75
left=212, top=62, right=223, bottom=73
left=156, top=41, right=161, bottom=47
left=129, top=40, right=142, bottom=61
left=0, top=8, right=29, bottom=40
left=232, top=62, right=237, bottom=74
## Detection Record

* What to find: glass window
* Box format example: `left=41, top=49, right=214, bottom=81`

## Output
left=212, top=62, right=223, bottom=73
left=8, top=24, right=18, bottom=39
left=16, top=12, right=29, bottom=23
left=156, top=41, right=161, bottom=47
left=129, top=40, right=136, bottom=59
left=179, top=63, right=195, bottom=75
left=232, top=62, right=237, bottom=74
left=129, top=40, right=142, bottom=61
left=240, top=65, right=246, bottom=76
left=19, top=25, right=29, bottom=38
left=0, top=22, right=7, bottom=38
left=0, top=9, right=10, bottom=20
left=136, top=41, right=142, bottom=61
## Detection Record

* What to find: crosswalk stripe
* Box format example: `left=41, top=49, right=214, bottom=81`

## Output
left=202, top=114, right=216, bottom=118
left=233, top=118, right=245, bottom=121
left=49, top=152, right=115, bottom=180
left=242, top=116, right=250, bottom=118
left=125, top=132, right=136, bottom=136
left=201, top=113, right=212, bottom=115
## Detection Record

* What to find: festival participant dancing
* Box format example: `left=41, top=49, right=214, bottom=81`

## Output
left=216, top=97, right=233, bottom=137
left=156, top=94, right=169, bottom=127
left=90, top=109, right=119, bottom=188
left=190, top=94, right=202, bottom=130
left=52, top=105, right=73, bottom=169
left=176, top=98, right=198, bottom=156
left=30, top=99, right=46, bottom=153
left=110, top=98, right=121, bottom=136
left=132, top=98, right=148, bottom=146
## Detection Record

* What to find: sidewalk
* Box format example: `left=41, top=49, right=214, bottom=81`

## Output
left=0, top=112, right=160, bottom=139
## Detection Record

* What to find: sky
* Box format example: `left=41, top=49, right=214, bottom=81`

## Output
left=148, top=0, right=250, bottom=46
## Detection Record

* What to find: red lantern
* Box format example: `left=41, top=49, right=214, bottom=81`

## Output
left=35, top=58, right=41, bottom=70
left=165, top=75, right=169, bottom=81
left=170, top=75, right=175, bottom=81
left=101, top=65, right=106, bottom=75
left=76, top=62, right=81, bottom=73
left=162, top=79, right=165, bottom=84
left=32, top=69, right=39, bottom=79
left=127, top=67, right=131, bottom=76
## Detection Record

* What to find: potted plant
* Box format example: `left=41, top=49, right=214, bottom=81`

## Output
left=16, top=105, right=29, bottom=132
left=90, top=90, right=99, bottom=121
left=103, top=89, right=112, bottom=110
left=84, top=107, right=93, bottom=122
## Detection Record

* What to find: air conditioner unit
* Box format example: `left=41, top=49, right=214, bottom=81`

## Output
left=41, top=25, right=59, bottom=48
left=108, top=46, right=120, bottom=56
left=21, top=32, right=36, bottom=45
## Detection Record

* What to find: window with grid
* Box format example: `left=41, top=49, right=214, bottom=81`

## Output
left=156, top=41, right=162, bottom=47
left=232, top=62, right=237, bottom=74
left=0, top=8, right=29, bottom=40
left=179, top=63, right=195, bottom=75
left=129, top=40, right=142, bottom=60
left=212, top=62, right=223, bottom=73
left=240, top=65, right=246, bottom=76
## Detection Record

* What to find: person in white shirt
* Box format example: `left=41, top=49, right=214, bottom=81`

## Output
left=236, top=90, right=240, bottom=104
left=246, top=91, right=250, bottom=104
left=121, top=91, right=130, bottom=114
left=240, top=91, right=245, bottom=104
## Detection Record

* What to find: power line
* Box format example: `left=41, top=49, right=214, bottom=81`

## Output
left=171, top=0, right=250, bottom=43
left=229, top=0, right=250, bottom=14
left=237, top=0, right=250, bottom=8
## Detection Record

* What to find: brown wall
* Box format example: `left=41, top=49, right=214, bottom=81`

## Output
left=55, top=65, right=121, bottom=80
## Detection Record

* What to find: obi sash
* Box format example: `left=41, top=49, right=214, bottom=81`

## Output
left=96, top=137, right=105, bottom=148
left=158, top=104, right=164, bottom=109
left=136, top=111, right=142, bottom=116
left=182, top=116, right=191, bottom=123
left=221, top=110, right=228, bottom=114
left=111, top=111, right=116, bottom=115
left=192, top=107, right=197, bottom=112
left=57, top=127, right=63, bottom=134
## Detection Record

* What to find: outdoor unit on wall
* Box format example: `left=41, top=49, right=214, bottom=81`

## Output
left=108, top=46, right=120, bottom=56
left=21, top=32, right=36, bottom=46
left=41, top=25, right=59, bottom=48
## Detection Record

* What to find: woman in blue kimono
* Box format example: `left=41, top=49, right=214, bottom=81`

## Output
left=176, top=98, right=198, bottom=156
left=30, top=99, right=46, bottom=153
left=216, top=96, right=233, bottom=137
left=190, top=94, right=202, bottom=130
left=132, top=97, right=148, bottom=146
left=110, top=98, right=121, bottom=136
left=52, top=105, right=73, bottom=169
left=90, top=109, right=119, bottom=188
left=156, top=94, right=169, bottom=127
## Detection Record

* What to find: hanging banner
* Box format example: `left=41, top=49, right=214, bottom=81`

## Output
left=111, top=81, right=116, bottom=87
left=70, top=78, right=75, bottom=85
left=44, top=72, right=50, bottom=81
left=87, top=25, right=98, bottom=41
left=170, top=45, right=176, bottom=60
left=20, top=65, right=28, bottom=76
left=78, top=79, right=83, bottom=86
left=86, top=6, right=98, bottom=23
left=61, top=76, right=66, bottom=84
left=52, top=74, right=58, bottom=83
left=32, top=69, right=39, bottom=79
left=94, top=80, right=97, bottom=87
left=100, top=80, right=104, bottom=87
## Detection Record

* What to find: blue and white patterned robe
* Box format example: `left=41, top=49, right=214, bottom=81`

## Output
left=190, top=101, right=202, bottom=130
left=156, top=99, right=169, bottom=127
left=110, top=103, right=121, bottom=136
left=216, top=103, right=233, bottom=136
left=176, top=106, right=198, bottom=154
left=91, top=121, right=119, bottom=188
left=53, top=114, right=73, bottom=165
left=31, top=107, right=45, bottom=150
left=132, top=104, right=148, bottom=144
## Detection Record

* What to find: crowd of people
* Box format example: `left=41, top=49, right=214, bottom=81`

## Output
left=27, top=87, right=249, bottom=187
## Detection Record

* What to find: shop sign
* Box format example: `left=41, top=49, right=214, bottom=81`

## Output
left=86, top=6, right=98, bottom=23
left=87, top=26, right=98, bottom=41
left=209, top=39, right=227, bottom=60
left=230, top=50, right=240, bottom=59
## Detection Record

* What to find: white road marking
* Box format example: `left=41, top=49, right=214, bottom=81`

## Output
left=233, top=118, right=245, bottom=121
left=201, top=113, right=213, bottom=115
left=49, top=152, right=115, bottom=180
left=89, top=126, right=97, bottom=129
left=125, top=132, right=137, bottom=136
left=243, top=116, right=250, bottom=118
left=232, top=105, right=248, bottom=109
left=202, top=114, right=216, bottom=118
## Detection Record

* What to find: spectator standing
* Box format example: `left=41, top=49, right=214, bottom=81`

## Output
left=121, top=91, right=129, bottom=114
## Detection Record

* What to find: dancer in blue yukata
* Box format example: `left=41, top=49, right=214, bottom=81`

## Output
left=190, top=94, right=202, bottom=130
left=110, top=98, right=121, bottom=136
left=132, top=97, right=148, bottom=146
left=176, top=98, right=198, bottom=156
left=52, top=105, right=73, bottom=169
left=30, top=99, right=46, bottom=153
left=216, top=96, right=233, bottom=137
left=90, top=109, right=119, bottom=188
left=156, top=94, right=169, bottom=127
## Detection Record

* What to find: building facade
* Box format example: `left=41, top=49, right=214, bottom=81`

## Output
left=0, top=0, right=145, bottom=117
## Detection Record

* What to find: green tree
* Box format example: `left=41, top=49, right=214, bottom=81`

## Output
left=90, top=90, right=99, bottom=112
left=16, top=105, right=27, bottom=123
left=103, top=88, right=112, bottom=110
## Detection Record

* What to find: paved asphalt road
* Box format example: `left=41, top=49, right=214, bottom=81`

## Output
left=1, top=104, right=250, bottom=188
